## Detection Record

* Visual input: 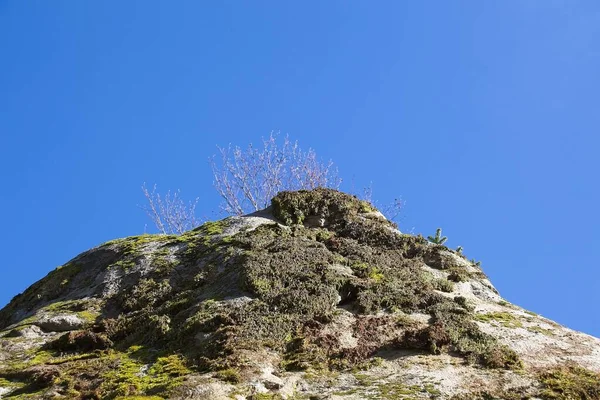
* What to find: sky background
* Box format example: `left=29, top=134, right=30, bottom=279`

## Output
left=1, top=1, right=599, bottom=337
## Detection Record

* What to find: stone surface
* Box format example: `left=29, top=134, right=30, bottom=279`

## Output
left=36, top=314, right=85, bottom=332
left=6, top=325, right=44, bottom=339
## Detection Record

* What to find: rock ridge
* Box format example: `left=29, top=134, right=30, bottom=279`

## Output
left=0, top=189, right=598, bottom=399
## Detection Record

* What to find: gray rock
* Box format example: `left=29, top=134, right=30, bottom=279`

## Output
left=36, top=314, right=85, bottom=332
left=470, top=281, right=502, bottom=302
left=262, top=374, right=284, bottom=390
left=6, top=325, right=44, bottom=338
left=258, top=367, right=284, bottom=390
left=304, top=215, right=327, bottom=228
left=222, top=296, right=253, bottom=307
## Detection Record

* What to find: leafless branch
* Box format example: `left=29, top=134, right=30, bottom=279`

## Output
left=355, top=182, right=404, bottom=223
left=211, top=132, right=341, bottom=215
left=140, top=183, right=201, bottom=234
left=380, top=197, right=404, bottom=222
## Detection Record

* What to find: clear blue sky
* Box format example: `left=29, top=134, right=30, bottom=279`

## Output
left=1, top=2, right=599, bottom=337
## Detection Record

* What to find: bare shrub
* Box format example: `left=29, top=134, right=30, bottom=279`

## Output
left=140, top=183, right=200, bottom=234
left=210, top=133, right=341, bottom=215
left=357, top=182, right=404, bottom=222
left=139, top=134, right=403, bottom=232
left=380, top=198, right=404, bottom=222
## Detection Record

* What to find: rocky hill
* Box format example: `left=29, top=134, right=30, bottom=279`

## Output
left=0, top=189, right=598, bottom=400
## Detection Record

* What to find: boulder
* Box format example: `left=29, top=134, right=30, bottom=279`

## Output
left=36, top=314, right=85, bottom=332
left=6, top=325, right=44, bottom=339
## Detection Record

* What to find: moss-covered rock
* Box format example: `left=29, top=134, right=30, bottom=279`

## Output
left=271, top=188, right=382, bottom=228
left=0, top=189, right=597, bottom=399
left=539, top=364, right=600, bottom=399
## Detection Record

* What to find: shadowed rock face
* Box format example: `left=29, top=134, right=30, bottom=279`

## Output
left=0, top=189, right=599, bottom=400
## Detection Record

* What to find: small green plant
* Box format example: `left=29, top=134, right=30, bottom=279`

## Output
left=456, top=246, right=463, bottom=254
left=427, top=228, right=447, bottom=245
left=215, top=368, right=240, bottom=383
left=433, top=278, right=455, bottom=293
left=539, top=364, right=600, bottom=399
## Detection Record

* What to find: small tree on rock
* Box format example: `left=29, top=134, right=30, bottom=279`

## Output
left=427, top=228, right=448, bottom=245
left=210, top=133, right=341, bottom=215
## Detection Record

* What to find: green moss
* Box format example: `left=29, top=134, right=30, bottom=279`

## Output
left=214, top=367, right=240, bottom=383
left=195, top=220, right=226, bottom=236
left=281, top=335, right=328, bottom=372
left=120, top=278, right=172, bottom=312
left=149, top=355, right=190, bottom=378
left=375, top=383, right=423, bottom=399
left=77, top=310, right=99, bottom=323
left=43, top=300, right=81, bottom=313
left=423, top=383, right=442, bottom=396
left=40, top=299, right=100, bottom=323
left=98, top=351, right=190, bottom=398
left=249, top=394, right=287, bottom=400
left=539, top=364, right=600, bottom=399
left=241, top=226, right=341, bottom=320
left=271, top=188, right=380, bottom=227
left=449, top=295, right=464, bottom=306
left=315, top=229, right=333, bottom=242
left=474, top=312, right=523, bottom=329
left=181, top=299, right=222, bottom=334
left=102, top=234, right=175, bottom=247
left=46, top=352, right=102, bottom=365
left=447, top=269, right=469, bottom=283
left=347, top=375, right=442, bottom=400
left=417, top=301, right=522, bottom=369
left=175, top=219, right=232, bottom=262
left=104, top=313, right=171, bottom=349
left=0, top=377, right=14, bottom=387
left=354, top=265, right=441, bottom=314
left=107, top=235, right=169, bottom=270
left=527, top=325, right=554, bottom=336
left=433, top=278, right=455, bottom=293
left=359, top=201, right=376, bottom=213
left=221, top=235, right=234, bottom=244
left=28, top=350, right=54, bottom=366
left=150, top=249, right=178, bottom=276
left=350, top=261, right=384, bottom=283
left=368, top=267, right=384, bottom=283
left=450, top=388, right=527, bottom=400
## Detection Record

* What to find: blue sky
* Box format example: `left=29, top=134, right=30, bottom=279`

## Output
left=1, top=1, right=599, bottom=337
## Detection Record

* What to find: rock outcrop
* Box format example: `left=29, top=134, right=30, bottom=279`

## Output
left=0, top=189, right=598, bottom=399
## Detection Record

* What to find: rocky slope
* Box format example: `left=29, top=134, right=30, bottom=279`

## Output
left=0, top=189, right=598, bottom=400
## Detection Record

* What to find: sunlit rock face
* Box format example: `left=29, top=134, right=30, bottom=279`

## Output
left=0, top=189, right=598, bottom=399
